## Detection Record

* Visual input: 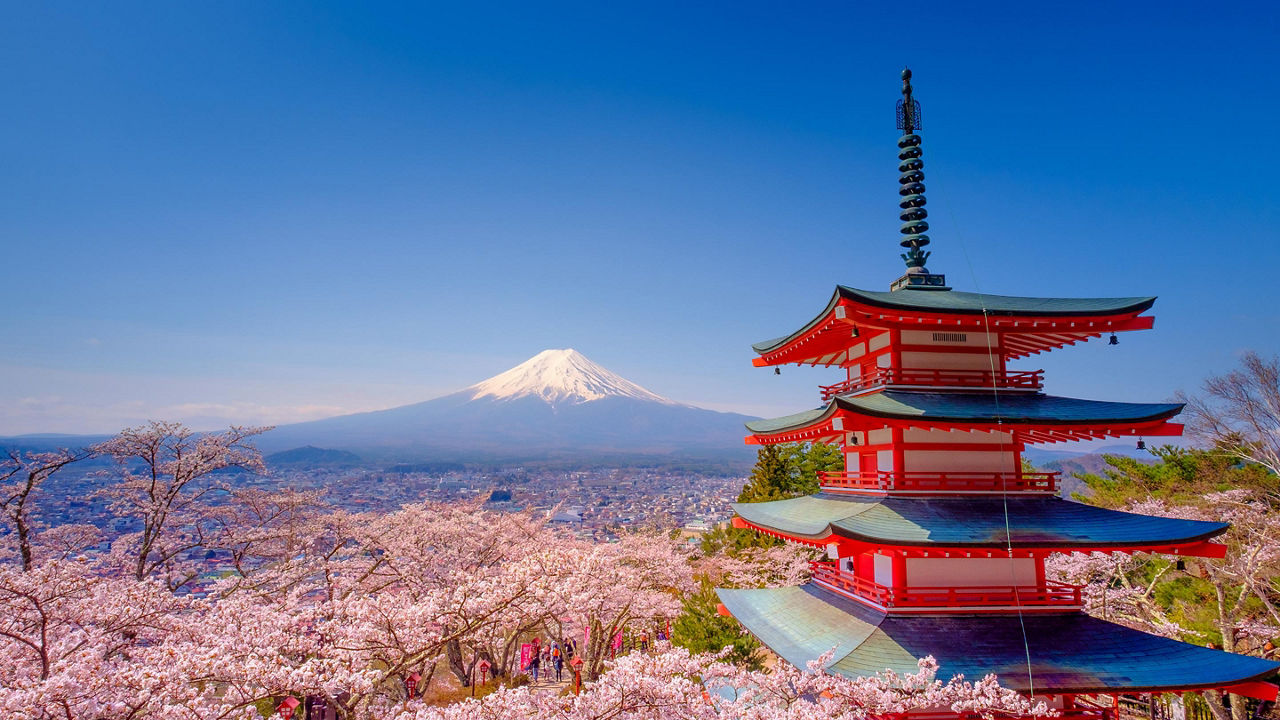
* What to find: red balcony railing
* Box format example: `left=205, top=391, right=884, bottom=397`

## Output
left=810, top=562, right=1083, bottom=610
left=820, top=368, right=1044, bottom=401
left=817, top=470, right=1058, bottom=494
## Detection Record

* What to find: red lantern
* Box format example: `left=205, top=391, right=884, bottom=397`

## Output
left=477, top=659, right=492, bottom=685
left=277, top=696, right=301, bottom=720
left=570, top=656, right=585, bottom=695
left=405, top=672, right=422, bottom=700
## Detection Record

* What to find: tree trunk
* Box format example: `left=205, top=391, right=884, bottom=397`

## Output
left=1204, top=691, right=1231, bottom=720
left=446, top=638, right=471, bottom=686
left=1212, top=584, right=1248, bottom=720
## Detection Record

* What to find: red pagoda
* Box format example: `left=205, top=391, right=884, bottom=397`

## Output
left=717, top=69, right=1279, bottom=716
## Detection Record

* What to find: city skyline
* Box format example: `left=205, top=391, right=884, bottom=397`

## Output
left=3, top=2, right=1278, bottom=435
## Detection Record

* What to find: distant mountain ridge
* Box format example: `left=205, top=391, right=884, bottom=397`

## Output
left=266, top=446, right=362, bottom=468
left=256, top=349, right=757, bottom=463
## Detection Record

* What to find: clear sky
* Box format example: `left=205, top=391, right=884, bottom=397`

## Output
left=2, top=1, right=1277, bottom=435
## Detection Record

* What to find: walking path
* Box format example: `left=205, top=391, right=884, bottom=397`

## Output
left=528, top=678, right=570, bottom=696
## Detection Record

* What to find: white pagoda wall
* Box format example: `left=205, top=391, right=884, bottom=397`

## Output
left=904, top=557, right=1037, bottom=587
left=899, top=428, right=1018, bottom=474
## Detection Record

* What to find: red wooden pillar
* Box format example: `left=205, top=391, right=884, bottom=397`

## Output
left=891, top=551, right=907, bottom=589
left=892, top=427, right=906, bottom=474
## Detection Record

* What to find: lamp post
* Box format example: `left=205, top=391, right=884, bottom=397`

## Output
left=477, top=659, right=491, bottom=687
left=276, top=697, right=301, bottom=720
left=570, top=656, right=584, bottom=695
left=405, top=672, right=421, bottom=701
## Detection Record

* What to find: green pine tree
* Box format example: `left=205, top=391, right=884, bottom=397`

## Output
left=671, top=577, right=764, bottom=669
left=703, top=442, right=843, bottom=554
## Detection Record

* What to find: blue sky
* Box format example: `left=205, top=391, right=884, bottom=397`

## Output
left=1, top=2, right=1277, bottom=435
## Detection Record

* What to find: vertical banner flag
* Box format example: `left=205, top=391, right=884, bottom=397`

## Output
left=520, top=643, right=533, bottom=671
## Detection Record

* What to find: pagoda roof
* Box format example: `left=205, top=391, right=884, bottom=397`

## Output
left=717, top=584, right=1279, bottom=695
left=745, top=391, right=1184, bottom=442
left=731, top=493, right=1226, bottom=550
left=752, top=286, right=1156, bottom=364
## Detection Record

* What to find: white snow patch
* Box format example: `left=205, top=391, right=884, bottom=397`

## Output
left=466, top=349, right=679, bottom=408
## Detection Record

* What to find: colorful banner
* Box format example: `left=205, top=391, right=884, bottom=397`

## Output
left=520, top=643, right=533, bottom=671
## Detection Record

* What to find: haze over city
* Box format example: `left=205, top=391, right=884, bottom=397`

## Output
left=3, top=2, right=1277, bottom=435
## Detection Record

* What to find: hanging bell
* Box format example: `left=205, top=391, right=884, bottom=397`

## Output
left=774, top=367, right=781, bottom=375
left=1136, top=438, right=1146, bottom=450
left=1108, top=334, right=1119, bottom=345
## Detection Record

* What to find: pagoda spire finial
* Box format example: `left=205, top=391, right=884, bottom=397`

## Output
left=891, top=68, right=948, bottom=291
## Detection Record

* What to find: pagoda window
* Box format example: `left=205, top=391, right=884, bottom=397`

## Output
left=845, top=342, right=867, bottom=364
left=872, top=553, right=894, bottom=587
left=876, top=449, right=894, bottom=472
left=900, top=329, right=998, bottom=349
left=899, top=429, right=1019, bottom=475
left=899, top=350, right=999, bottom=372
left=866, top=428, right=893, bottom=445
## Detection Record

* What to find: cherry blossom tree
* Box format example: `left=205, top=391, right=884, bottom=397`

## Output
left=1048, top=489, right=1280, bottom=720
left=530, top=532, right=694, bottom=682
left=1, top=448, right=92, bottom=570
left=92, top=421, right=271, bottom=585
left=384, top=643, right=1044, bottom=720
left=1180, top=352, right=1280, bottom=475
left=1, top=423, right=1042, bottom=720
left=0, top=557, right=191, bottom=719
left=708, top=542, right=817, bottom=590
left=204, top=486, right=329, bottom=577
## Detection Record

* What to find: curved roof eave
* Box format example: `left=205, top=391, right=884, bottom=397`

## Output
left=717, top=585, right=1280, bottom=695
left=751, top=286, right=1158, bottom=356
left=834, top=391, right=1185, bottom=426
left=835, top=286, right=1157, bottom=318
left=745, top=392, right=1184, bottom=437
left=752, top=288, right=843, bottom=355
left=733, top=494, right=1229, bottom=548
left=744, top=403, right=837, bottom=435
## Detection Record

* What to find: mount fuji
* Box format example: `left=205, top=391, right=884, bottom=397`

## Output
left=258, top=349, right=757, bottom=464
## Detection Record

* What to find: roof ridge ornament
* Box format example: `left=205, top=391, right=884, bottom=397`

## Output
left=891, top=68, right=950, bottom=292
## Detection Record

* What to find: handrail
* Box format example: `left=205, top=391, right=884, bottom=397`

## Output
left=820, top=368, right=1044, bottom=401
left=810, top=562, right=1083, bottom=609
left=818, top=470, right=1058, bottom=494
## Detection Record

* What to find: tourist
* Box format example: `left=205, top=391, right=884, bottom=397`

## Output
left=527, top=652, right=540, bottom=684
left=551, top=642, right=563, bottom=682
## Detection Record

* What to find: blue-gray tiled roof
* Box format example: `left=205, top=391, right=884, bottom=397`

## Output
left=836, top=286, right=1156, bottom=317
left=732, top=494, right=1226, bottom=548
left=753, top=287, right=1156, bottom=354
left=717, top=584, right=1279, bottom=693
left=744, top=391, right=1183, bottom=435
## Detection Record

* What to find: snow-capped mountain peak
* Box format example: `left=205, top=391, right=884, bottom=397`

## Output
left=466, top=349, right=676, bottom=407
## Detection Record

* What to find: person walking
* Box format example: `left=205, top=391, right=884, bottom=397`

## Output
left=528, top=652, right=541, bottom=684
left=551, top=642, right=564, bottom=682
